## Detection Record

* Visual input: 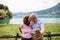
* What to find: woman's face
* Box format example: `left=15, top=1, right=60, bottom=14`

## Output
left=28, top=17, right=35, bottom=22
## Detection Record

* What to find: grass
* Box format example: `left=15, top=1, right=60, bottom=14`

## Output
left=44, top=23, right=60, bottom=40
left=44, top=23, right=60, bottom=32
left=0, top=23, right=60, bottom=40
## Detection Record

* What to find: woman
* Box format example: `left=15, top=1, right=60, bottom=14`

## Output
left=19, top=15, right=32, bottom=40
left=29, top=13, right=44, bottom=40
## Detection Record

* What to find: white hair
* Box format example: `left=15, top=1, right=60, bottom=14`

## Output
left=29, top=13, right=37, bottom=18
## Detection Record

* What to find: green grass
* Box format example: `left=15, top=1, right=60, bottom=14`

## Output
left=44, top=23, right=60, bottom=32
left=0, top=23, right=60, bottom=40
left=0, top=24, right=20, bottom=35
left=44, top=23, right=60, bottom=40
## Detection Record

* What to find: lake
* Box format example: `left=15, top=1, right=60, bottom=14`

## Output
left=9, top=18, right=60, bottom=24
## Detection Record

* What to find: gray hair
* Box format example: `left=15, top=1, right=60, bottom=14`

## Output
left=29, top=13, right=37, bottom=19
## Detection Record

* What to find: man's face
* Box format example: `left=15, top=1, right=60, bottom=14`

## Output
left=28, top=17, right=35, bottom=22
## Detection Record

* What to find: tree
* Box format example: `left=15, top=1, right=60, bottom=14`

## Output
left=0, top=4, right=4, bottom=9
left=0, top=9, right=7, bottom=19
left=0, top=4, right=13, bottom=24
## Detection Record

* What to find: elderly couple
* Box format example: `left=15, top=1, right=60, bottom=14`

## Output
left=19, top=13, right=44, bottom=40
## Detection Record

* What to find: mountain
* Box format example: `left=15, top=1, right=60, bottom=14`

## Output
left=29, top=3, right=60, bottom=15
left=13, top=3, right=60, bottom=18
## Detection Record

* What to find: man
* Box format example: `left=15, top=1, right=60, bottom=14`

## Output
left=28, top=13, right=44, bottom=40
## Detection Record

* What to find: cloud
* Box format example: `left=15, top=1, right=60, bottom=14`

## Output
left=0, top=0, right=60, bottom=12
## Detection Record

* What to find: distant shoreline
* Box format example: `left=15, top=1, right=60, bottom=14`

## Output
left=9, top=18, right=60, bottom=24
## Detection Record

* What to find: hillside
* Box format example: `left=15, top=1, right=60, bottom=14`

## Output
left=13, top=3, right=60, bottom=18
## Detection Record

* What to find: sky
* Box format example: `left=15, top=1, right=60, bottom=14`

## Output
left=0, top=0, right=60, bottom=12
